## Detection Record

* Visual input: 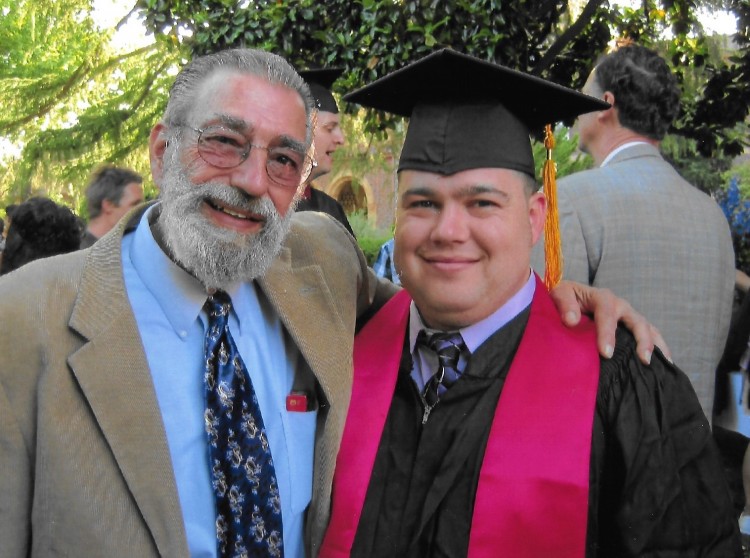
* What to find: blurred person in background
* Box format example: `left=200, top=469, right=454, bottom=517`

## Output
left=80, top=165, right=144, bottom=248
left=296, top=68, right=355, bottom=236
left=0, top=197, right=82, bottom=275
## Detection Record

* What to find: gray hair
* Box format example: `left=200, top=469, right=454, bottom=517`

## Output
left=163, top=48, right=315, bottom=145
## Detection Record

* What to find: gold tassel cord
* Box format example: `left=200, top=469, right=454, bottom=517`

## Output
left=543, top=124, right=563, bottom=290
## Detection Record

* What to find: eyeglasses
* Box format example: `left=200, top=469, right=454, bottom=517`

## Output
left=182, top=125, right=315, bottom=188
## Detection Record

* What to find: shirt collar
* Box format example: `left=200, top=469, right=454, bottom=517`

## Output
left=408, top=270, right=536, bottom=354
left=129, top=204, right=256, bottom=335
left=599, top=141, right=650, bottom=167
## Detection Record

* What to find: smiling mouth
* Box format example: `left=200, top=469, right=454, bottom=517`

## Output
left=424, top=254, right=475, bottom=264
left=204, top=198, right=264, bottom=222
left=422, top=255, right=478, bottom=270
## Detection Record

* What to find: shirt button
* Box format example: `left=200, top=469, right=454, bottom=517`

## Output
left=178, top=330, right=188, bottom=339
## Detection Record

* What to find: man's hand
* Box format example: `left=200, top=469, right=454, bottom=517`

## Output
left=549, top=280, right=671, bottom=365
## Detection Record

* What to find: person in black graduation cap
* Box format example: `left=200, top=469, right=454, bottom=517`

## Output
left=318, top=49, right=741, bottom=558
left=296, top=68, right=355, bottom=236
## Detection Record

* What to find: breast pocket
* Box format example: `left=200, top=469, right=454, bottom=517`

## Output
left=282, top=409, right=318, bottom=514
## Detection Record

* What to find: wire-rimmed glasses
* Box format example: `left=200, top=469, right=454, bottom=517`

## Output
left=182, top=125, right=315, bottom=188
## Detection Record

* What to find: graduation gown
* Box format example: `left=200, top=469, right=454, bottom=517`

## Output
left=322, top=283, right=741, bottom=558
left=296, top=187, right=355, bottom=237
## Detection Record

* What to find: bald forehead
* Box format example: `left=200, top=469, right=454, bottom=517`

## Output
left=193, top=68, right=305, bottom=117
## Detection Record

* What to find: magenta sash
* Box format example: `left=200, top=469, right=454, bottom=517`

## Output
left=320, top=289, right=412, bottom=557
left=320, top=277, right=599, bottom=557
left=467, top=277, right=599, bottom=557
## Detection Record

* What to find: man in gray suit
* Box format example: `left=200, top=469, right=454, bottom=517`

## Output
left=533, top=44, right=735, bottom=421
left=0, top=47, right=663, bottom=558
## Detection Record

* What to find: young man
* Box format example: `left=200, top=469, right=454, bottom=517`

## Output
left=322, top=49, right=740, bottom=557
left=296, top=68, right=354, bottom=236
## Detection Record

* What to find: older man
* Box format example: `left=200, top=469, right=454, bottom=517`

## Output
left=0, top=47, right=664, bottom=558
left=322, top=49, right=740, bottom=557
left=0, top=48, right=393, bottom=558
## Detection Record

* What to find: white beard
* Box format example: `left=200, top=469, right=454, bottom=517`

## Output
left=157, top=164, right=293, bottom=290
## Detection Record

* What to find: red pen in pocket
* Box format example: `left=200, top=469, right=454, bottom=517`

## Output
left=286, top=391, right=309, bottom=412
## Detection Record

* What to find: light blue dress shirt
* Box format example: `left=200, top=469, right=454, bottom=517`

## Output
left=409, top=271, right=536, bottom=389
left=121, top=206, right=315, bottom=558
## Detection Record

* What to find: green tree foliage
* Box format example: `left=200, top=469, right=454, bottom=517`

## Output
left=137, top=0, right=750, bottom=162
left=4, top=0, right=749, bottom=217
left=0, top=0, right=185, bottom=214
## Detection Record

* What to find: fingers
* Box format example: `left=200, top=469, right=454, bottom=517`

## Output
left=550, top=280, right=667, bottom=364
left=608, top=297, right=674, bottom=365
left=548, top=280, right=582, bottom=327
left=551, top=280, right=615, bottom=359
left=586, top=287, right=617, bottom=360
left=650, top=324, right=672, bottom=363
left=617, top=301, right=654, bottom=365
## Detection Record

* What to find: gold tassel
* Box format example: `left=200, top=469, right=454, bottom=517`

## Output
left=543, top=124, right=562, bottom=290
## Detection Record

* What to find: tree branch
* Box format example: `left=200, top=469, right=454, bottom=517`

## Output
left=0, top=62, right=90, bottom=133
left=533, top=0, right=607, bottom=75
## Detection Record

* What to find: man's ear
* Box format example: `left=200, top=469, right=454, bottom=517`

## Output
left=101, top=198, right=116, bottom=215
left=599, top=91, right=617, bottom=123
left=149, top=123, right=169, bottom=189
left=529, top=191, right=547, bottom=246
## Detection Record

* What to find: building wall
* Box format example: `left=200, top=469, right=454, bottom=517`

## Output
left=311, top=158, right=398, bottom=233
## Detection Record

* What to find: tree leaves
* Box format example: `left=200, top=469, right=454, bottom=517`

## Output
left=0, top=0, right=183, bottom=211
left=4, top=0, right=750, bottom=213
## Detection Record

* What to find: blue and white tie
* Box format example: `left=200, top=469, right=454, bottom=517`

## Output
left=204, top=291, right=284, bottom=558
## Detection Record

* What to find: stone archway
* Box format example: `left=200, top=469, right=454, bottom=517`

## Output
left=327, top=175, right=378, bottom=224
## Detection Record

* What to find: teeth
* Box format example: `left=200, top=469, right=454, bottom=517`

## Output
left=220, top=206, right=248, bottom=219
left=207, top=199, right=250, bottom=220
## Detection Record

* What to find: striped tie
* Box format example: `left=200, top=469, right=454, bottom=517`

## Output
left=419, top=331, right=465, bottom=422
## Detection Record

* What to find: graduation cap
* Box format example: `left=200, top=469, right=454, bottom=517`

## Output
left=343, top=49, right=609, bottom=289
left=343, top=49, right=607, bottom=176
left=299, top=68, right=344, bottom=114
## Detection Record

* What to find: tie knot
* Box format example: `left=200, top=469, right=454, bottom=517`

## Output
left=420, top=331, right=465, bottom=368
left=204, top=290, right=232, bottom=322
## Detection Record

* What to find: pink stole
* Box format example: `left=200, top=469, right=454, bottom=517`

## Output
left=320, top=277, right=599, bottom=557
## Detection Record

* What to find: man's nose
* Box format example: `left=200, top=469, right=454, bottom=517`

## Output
left=230, top=148, right=271, bottom=197
left=333, top=128, right=345, bottom=146
left=431, top=203, right=470, bottom=242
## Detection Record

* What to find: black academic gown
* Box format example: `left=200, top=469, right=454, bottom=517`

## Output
left=295, top=187, right=355, bottom=237
left=351, top=309, right=741, bottom=558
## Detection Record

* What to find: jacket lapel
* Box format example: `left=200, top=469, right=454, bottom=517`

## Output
left=259, top=245, right=352, bottom=417
left=67, top=213, right=189, bottom=557
left=258, top=244, right=354, bottom=550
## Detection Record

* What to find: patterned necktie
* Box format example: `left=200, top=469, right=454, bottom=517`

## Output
left=203, top=291, right=284, bottom=558
left=418, top=331, right=466, bottom=423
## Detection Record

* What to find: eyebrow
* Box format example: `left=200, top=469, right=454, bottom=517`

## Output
left=276, top=136, right=308, bottom=153
left=204, top=114, right=308, bottom=152
left=402, top=183, right=510, bottom=201
left=203, top=114, right=250, bottom=132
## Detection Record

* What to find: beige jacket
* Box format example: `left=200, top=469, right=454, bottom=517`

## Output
left=0, top=205, right=396, bottom=557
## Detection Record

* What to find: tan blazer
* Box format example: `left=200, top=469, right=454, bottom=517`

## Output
left=0, top=206, right=396, bottom=557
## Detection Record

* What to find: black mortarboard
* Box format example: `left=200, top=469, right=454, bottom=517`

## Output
left=299, top=68, right=344, bottom=114
left=343, top=49, right=609, bottom=177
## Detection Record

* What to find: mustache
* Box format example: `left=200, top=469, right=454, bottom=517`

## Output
left=174, top=180, right=278, bottom=218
